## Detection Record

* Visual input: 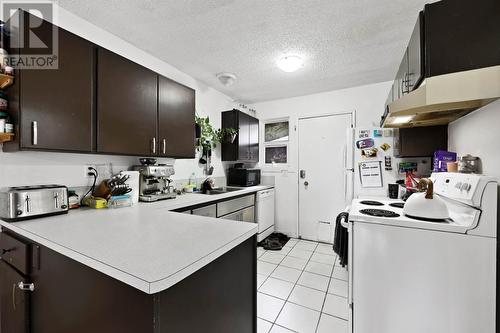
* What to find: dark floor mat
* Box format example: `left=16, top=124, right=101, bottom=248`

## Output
left=258, top=232, right=290, bottom=251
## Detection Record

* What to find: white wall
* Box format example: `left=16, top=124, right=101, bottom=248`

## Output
left=448, top=100, right=500, bottom=227
left=0, top=5, right=234, bottom=188
left=252, top=81, right=392, bottom=237
left=449, top=100, right=500, bottom=180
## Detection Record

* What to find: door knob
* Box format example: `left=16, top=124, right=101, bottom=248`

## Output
left=300, top=170, right=306, bottom=179
left=304, top=181, right=309, bottom=186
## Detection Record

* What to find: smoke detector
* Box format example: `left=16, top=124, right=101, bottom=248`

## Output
left=216, top=72, right=238, bottom=87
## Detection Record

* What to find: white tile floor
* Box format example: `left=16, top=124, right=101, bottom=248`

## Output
left=257, top=238, right=349, bottom=333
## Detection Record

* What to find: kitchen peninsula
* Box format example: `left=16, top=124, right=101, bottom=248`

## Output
left=0, top=187, right=269, bottom=333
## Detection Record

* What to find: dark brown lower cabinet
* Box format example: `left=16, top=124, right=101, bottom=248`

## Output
left=0, top=231, right=256, bottom=333
left=0, top=261, right=30, bottom=333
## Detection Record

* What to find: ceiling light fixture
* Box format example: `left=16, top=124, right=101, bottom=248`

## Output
left=216, top=72, right=237, bottom=87
left=277, top=55, right=304, bottom=73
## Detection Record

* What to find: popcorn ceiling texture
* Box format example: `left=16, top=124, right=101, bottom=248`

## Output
left=56, top=0, right=431, bottom=103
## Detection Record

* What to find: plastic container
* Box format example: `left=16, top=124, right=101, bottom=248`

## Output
left=108, top=195, right=133, bottom=209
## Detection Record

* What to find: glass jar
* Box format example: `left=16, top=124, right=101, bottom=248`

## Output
left=458, top=155, right=479, bottom=174
left=0, top=111, right=7, bottom=133
left=0, top=91, right=7, bottom=111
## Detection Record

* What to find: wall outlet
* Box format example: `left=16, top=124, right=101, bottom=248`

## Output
left=84, top=164, right=112, bottom=180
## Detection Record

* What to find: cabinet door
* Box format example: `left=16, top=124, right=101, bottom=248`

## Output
left=238, top=112, right=250, bottom=161
left=20, top=22, right=94, bottom=151
left=407, top=13, right=423, bottom=91
left=395, top=50, right=409, bottom=99
left=248, top=116, right=259, bottom=162
left=0, top=261, right=30, bottom=333
left=158, top=76, right=195, bottom=158
left=191, top=204, right=217, bottom=218
left=97, top=48, right=158, bottom=156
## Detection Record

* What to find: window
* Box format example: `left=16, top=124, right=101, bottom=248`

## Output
left=265, top=145, right=287, bottom=164
left=263, top=119, right=289, bottom=165
left=265, top=121, right=289, bottom=143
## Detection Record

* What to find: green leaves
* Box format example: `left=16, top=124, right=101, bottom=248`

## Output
left=195, top=114, right=238, bottom=151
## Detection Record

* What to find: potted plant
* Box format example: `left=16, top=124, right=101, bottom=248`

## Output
left=195, top=115, right=238, bottom=152
left=223, top=127, right=238, bottom=143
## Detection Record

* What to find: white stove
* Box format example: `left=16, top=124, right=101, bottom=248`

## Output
left=347, top=173, right=498, bottom=333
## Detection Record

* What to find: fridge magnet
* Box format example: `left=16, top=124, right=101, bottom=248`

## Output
left=385, top=156, right=392, bottom=171
left=374, top=130, right=383, bottom=137
left=356, top=138, right=374, bottom=149
left=383, top=129, right=393, bottom=137
left=361, top=147, right=378, bottom=158
left=380, top=142, right=391, bottom=151
left=398, top=162, right=418, bottom=173
left=359, top=130, right=370, bottom=138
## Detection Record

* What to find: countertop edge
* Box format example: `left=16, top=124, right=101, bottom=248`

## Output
left=148, top=226, right=257, bottom=294
left=0, top=185, right=270, bottom=294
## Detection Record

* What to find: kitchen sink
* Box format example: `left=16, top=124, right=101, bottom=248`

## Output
left=197, top=187, right=244, bottom=195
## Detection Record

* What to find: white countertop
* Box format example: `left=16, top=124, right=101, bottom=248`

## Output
left=0, top=185, right=273, bottom=294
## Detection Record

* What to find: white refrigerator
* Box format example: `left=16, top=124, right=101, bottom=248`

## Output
left=344, top=128, right=396, bottom=201
left=346, top=128, right=432, bottom=200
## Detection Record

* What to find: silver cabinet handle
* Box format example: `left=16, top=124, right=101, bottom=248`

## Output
left=25, top=195, right=31, bottom=213
left=162, top=139, right=166, bottom=155
left=151, top=138, right=156, bottom=154
left=32, top=121, right=38, bottom=145
left=13, top=282, right=35, bottom=310
left=18, top=282, right=35, bottom=292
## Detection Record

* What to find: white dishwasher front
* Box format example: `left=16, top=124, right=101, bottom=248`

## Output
left=256, top=189, right=275, bottom=242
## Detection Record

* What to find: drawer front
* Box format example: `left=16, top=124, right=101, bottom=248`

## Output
left=0, top=232, right=29, bottom=275
left=192, top=204, right=217, bottom=218
left=217, top=195, right=255, bottom=217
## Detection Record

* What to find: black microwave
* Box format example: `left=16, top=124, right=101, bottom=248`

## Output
left=227, top=168, right=261, bottom=187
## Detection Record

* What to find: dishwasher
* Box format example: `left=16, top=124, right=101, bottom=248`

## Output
left=256, top=189, right=275, bottom=242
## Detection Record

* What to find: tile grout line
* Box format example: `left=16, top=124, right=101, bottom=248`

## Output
left=257, top=239, right=299, bottom=327
left=258, top=238, right=346, bottom=333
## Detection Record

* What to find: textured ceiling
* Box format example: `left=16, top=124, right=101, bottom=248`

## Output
left=57, top=0, right=431, bottom=103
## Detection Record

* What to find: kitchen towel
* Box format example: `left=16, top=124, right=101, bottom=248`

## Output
left=333, top=212, right=349, bottom=267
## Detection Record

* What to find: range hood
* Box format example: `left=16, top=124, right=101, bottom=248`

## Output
left=383, top=65, right=500, bottom=128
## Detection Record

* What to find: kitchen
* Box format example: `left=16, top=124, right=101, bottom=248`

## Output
left=0, top=0, right=499, bottom=333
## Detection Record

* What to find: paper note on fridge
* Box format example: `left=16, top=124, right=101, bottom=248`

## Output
left=359, top=161, right=383, bottom=188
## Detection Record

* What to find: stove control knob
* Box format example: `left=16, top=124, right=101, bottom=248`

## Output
left=460, top=183, right=471, bottom=192
left=455, top=182, right=463, bottom=190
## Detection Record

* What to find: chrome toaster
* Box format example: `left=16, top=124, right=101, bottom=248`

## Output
left=0, top=185, right=69, bottom=222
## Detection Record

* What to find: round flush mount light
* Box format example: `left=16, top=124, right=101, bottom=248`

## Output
left=216, top=72, right=238, bottom=87
left=277, top=55, right=304, bottom=72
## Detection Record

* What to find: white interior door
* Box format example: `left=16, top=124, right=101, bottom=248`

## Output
left=298, top=113, right=352, bottom=242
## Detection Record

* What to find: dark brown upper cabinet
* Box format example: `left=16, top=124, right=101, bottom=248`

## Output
left=97, top=48, right=158, bottom=156
left=3, top=11, right=196, bottom=158
left=221, top=109, right=259, bottom=162
left=158, top=77, right=195, bottom=158
left=4, top=13, right=95, bottom=153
